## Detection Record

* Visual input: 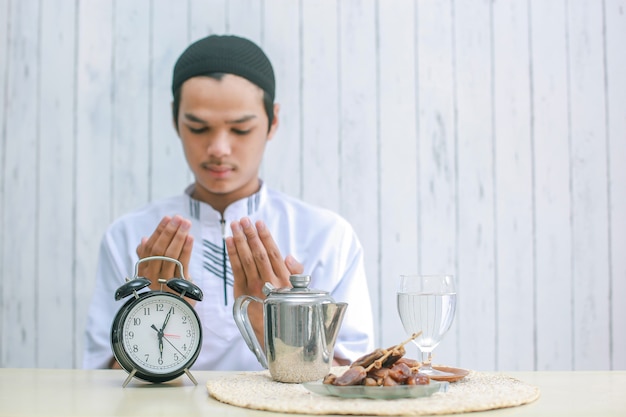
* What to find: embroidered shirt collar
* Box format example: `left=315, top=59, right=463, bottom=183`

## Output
left=184, top=181, right=266, bottom=223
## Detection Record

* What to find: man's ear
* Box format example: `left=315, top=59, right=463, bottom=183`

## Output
left=267, top=103, right=280, bottom=141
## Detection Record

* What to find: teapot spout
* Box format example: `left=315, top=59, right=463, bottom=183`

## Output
left=322, top=302, right=348, bottom=354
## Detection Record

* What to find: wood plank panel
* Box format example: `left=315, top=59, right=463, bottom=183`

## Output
left=1, top=0, right=40, bottom=367
left=492, top=0, right=534, bottom=371
left=74, top=0, right=114, bottom=367
left=226, top=0, right=262, bottom=43
left=567, top=0, right=611, bottom=370
left=301, top=0, right=340, bottom=212
left=414, top=0, right=459, bottom=366
left=0, top=0, right=624, bottom=371
left=150, top=0, right=190, bottom=201
left=377, top=0, right=419, bottom=351
left=605, top=0, right=626, bottom=371
left=263, top=0, right=301, bottom=197
left=338, top=0, right=380, bottom=348
left=454, top=0, right=497, bottom=371
left=189, top=0, right=227, bottom=38
left=37, top=0, right=76, bottom=368
left=111, top=0, right=150, bottom=217
left=530, top=0, right=573, bottom=371
left=0, top=0, right=8, bottom=365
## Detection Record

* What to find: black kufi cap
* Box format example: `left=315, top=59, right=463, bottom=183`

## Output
left=171, top=34, right=275, bottom=100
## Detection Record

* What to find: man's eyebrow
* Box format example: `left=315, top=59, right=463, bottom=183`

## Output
left=183, top=113, right=207, bottom=123
left=226, top=114, right=257, bottom=124
left=183, top=113, right=257, bottom=124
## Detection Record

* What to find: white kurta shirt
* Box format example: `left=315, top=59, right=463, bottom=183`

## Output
left=83, top=183, right=375, bottom=370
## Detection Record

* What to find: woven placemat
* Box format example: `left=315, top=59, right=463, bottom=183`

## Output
left=206, top=368, right=540, bottom=415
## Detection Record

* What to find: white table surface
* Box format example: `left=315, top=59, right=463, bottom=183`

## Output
left=0, top=368, right=624, bottom=416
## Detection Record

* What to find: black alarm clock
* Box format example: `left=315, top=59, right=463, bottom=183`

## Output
left=111, top=256, right=203, bottom=387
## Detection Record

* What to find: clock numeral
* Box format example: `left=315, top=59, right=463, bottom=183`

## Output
left=144, top=354, right=149, bottom=362
left=126, top=331, right=135, bottom=339
left=182, top=344, right=187, bottom=352
left=174, top=353, right=179, bottom=361
left=158, top=358, right=163, bottom=365
left=156, top=303, right=164, bottom=312
left=132, top=345, right=139, bottom=353
left=133, top=318, right=141, bottom=326
left=182, top=315, right=188, bottom=324
left=143, top=307, right=151, bottom=315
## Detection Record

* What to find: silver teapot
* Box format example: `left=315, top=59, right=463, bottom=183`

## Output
left=233, top=274, right=347, bottom=383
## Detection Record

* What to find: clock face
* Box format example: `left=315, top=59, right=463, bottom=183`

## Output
left=112, top=292, right=202, bottom=380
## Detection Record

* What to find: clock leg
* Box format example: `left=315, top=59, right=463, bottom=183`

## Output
left=122, top=368, right=137, bottom=388
left=184, top=368, right=198, bottom=385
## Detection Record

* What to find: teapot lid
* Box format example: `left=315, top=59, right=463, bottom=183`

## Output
left=262, top=274, right=333, bottom=302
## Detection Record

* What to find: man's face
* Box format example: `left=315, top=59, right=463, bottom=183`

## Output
left=175, top=74, right=278, bottom=210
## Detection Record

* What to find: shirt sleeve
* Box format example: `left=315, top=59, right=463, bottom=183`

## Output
left=328, top=226, right=375, bottom=362
left=82, top=229, right=133, bottom=369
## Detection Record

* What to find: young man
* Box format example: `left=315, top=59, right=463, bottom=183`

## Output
left=83, top=34, right=374, bottom=371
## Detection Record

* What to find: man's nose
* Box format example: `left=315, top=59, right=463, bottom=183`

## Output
left=206, top=130, right=231, bottom=157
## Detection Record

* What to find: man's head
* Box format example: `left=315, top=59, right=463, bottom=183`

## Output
left=171, top=35, right=275, bottom=131
left=171, top=35, right=279, bottom=211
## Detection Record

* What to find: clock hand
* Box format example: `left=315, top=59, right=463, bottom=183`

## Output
left=161, top=307, right=173, bottom=332
left=151, top=324, right=164, bottom=360
left=162, top=334, right=188, bottom=360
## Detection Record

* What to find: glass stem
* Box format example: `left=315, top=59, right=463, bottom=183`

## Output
left=421, top=351, right=433, bottom=370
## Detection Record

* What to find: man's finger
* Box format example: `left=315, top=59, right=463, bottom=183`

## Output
left=136, top=237, right=148, bottom=258
left=285, top=254, right=304, bottom=275
left=255, top=220, right=290, bottom=280
left=150, top=215, right=189, bottom=277
left=141, top=216, right=171, bottom=255
left=230, top=220, right=259, bottom=281
left=226, top=236, right=246, bottom=296
left=178, top=234, right=194, bottom=279
left=162, top=217, right=192, bottom=276
left=137, top=217, right=170, bottom=278
left=240, top=217, right=275, bottom=280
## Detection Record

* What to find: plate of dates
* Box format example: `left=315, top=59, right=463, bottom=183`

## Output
left=303, top=333, right=450, bottom=399
left=303, top=379, right=448, bottom=400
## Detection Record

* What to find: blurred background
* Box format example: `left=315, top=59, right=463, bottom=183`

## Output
left=0, top=0, right=624, bottom=371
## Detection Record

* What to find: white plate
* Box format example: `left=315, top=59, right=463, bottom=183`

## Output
left=302, top=380, right=448, bottom=400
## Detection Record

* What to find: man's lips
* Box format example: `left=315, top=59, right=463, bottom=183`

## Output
left=202, top=162, right=234, bottom=176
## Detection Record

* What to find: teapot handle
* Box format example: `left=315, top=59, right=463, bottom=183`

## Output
left=233, top=295, right=268, bottom=369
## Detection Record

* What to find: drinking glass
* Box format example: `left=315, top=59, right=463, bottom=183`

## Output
left=397, top=274, right=457, bottom=376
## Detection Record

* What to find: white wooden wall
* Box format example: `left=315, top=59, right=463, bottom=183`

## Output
left=1, top=0, right=624, bottom=372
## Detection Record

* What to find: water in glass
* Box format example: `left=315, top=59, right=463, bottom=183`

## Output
left=397, top=275, right=456, bottom=376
